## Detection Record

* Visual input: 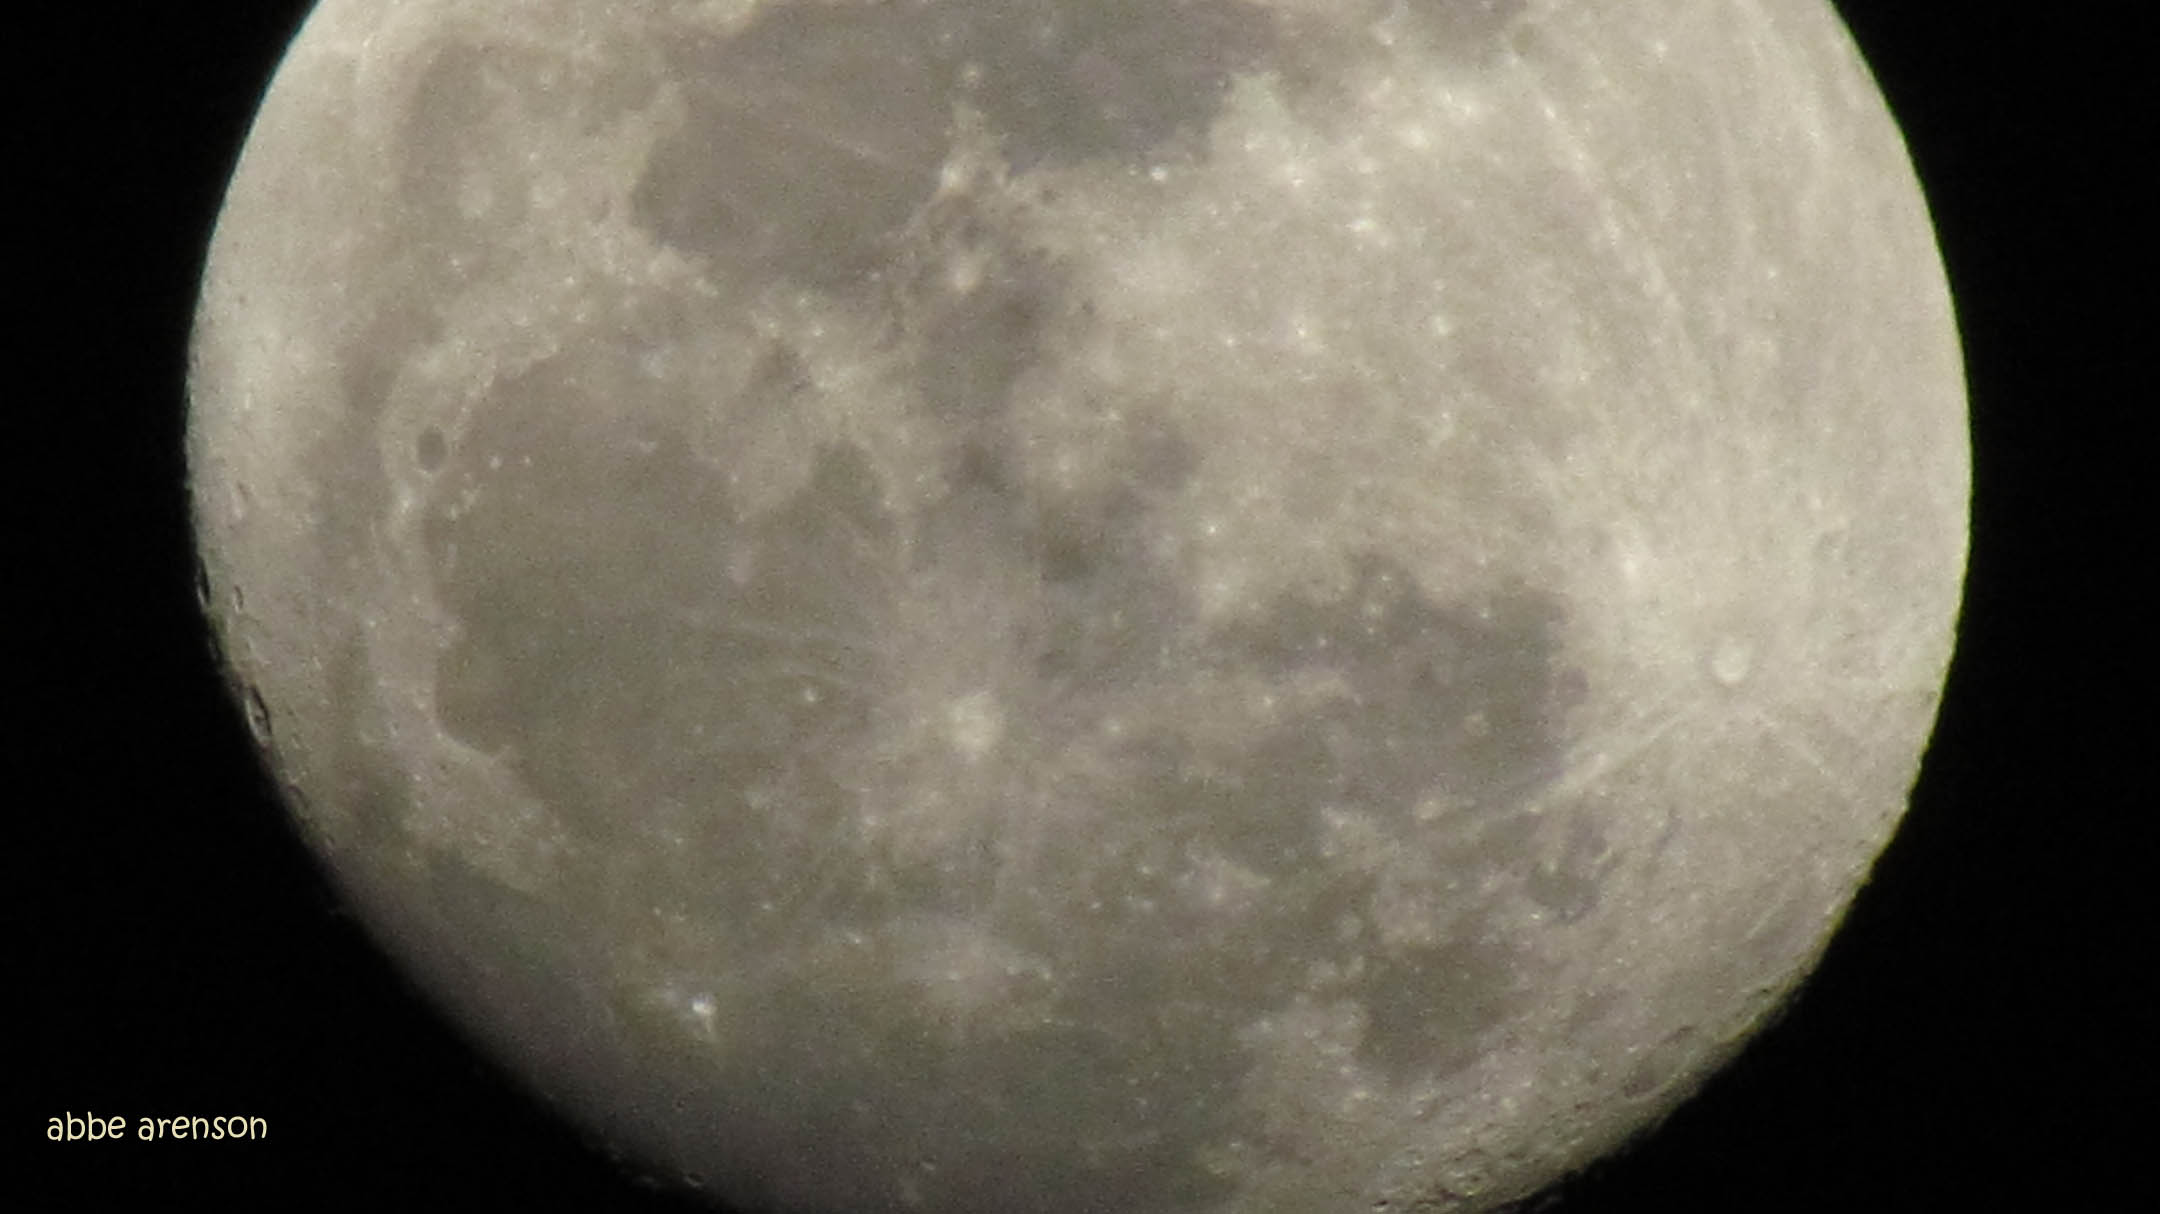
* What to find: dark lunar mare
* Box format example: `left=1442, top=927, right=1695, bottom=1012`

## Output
left=633, top=0, right=1280, bottom=289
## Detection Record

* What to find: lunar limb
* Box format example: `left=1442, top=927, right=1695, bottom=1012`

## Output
left=189, top=2, right=1966, bottom=1212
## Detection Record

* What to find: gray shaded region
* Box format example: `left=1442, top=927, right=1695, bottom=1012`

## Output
left=634, top=7, right=957, bottom=288
left=934, top=0, right=1282, bottom=171
left=632, top=0, right=1279, bottom=287
left=1407, top=0, right=1529, bottom=48
left=424, top=346, right=899, bottom=934
left=911, top=241, right=1068, bottom=425
left=1041, top=551, right=1581, bottom=1081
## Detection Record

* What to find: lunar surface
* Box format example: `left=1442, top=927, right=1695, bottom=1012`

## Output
left=187, top=1, right=1967, bottom=1210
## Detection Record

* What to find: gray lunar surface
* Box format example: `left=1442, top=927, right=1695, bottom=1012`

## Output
left=188, top=1, right=1967, bottom=1210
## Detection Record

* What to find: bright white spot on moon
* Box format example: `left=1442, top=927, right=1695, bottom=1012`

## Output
left=944, top=690, right=1003, bottom=761
left=1710, top=636, right=1756, bottom=687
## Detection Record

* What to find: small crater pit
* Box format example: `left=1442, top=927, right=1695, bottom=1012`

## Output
left=241, top=684, right=274, bottom=747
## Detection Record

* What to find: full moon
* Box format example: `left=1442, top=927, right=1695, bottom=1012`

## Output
left=187, top=1, right=1966, bottom=1210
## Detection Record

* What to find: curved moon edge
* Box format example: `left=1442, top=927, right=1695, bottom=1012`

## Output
left=187, top=1, right=1967, bottom=1212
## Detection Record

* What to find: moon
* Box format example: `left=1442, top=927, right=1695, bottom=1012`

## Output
left=186, top=1, right=1966, bottom=1211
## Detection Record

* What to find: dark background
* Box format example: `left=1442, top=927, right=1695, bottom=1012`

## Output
left=23, top=2, right=2136, bottom=1210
